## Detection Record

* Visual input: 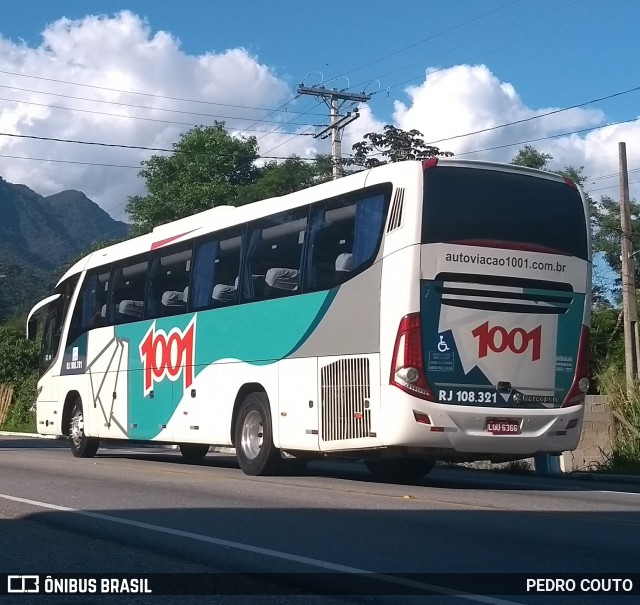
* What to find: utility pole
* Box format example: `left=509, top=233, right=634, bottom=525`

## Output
left=297, top=85, right=372, bottom=179
left=619, top=141, right=639, bottom=392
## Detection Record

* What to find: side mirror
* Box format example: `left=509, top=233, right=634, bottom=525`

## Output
left=27, top=318, right=38, bottom=341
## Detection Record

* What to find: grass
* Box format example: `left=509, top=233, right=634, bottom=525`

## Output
left=499, top=459, right=533, bottom=473
left=0, top=416, right=37, bottom=433
left=0, top=374, right=38, bottom=434
left=594, top=366, right=640, bottom=474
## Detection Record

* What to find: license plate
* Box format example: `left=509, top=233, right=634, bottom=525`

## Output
left=486, top=418, right=521, bottom=435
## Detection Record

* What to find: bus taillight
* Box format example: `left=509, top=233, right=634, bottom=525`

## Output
left=390, top=313, right=435, bottom=400
left=562, top=325, right=590, bottom=407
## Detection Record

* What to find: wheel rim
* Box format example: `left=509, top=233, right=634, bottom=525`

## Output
left=70, top=407, right=84, bottom=448
left=240, top=410, right=263, bottom=460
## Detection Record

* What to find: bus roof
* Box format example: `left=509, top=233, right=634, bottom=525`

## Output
left=56, top=159, right=579, bottom=286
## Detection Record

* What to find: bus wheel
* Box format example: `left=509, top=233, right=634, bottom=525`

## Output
left=234, top=392, right=281, bottom=476
left=179, top=444, right=209, bottom=462
left=69, top=398, right=100, bottom=459
left=365, top=458, right=435, bottom=481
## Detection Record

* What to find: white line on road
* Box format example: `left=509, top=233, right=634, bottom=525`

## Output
left=0, top=491, right=524, bottom=605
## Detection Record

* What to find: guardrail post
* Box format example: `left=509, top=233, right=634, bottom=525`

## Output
left=534, top=454, right=562, bottom=475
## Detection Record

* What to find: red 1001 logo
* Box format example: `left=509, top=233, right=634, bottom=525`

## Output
left=139, top=318, right=196, bottom=396
left=471, top=321, right=542, bottom=362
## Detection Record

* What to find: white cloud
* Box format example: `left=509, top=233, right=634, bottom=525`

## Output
left=0, top=11, right=293, bottom=219
left=392, top=64, right=640, bottom=200
left=1, top=15, right=638, bottom=223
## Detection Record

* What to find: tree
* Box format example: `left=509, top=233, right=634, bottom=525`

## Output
left=239, top=155, right=333, bottom=205
left=510, top=145, right=553, bottom=170
left=126, top=123, right=260, bottom=234
left=592, top=195, right=640, bottom=289
left=348, top=125, right=452, bottom=169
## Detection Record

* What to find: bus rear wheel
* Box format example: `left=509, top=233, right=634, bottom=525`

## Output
left=69, top=398, right=100, bottom=459
left=365, top=458, right=435, bottom=481
left=179, top=443, right=209, bottom=462
left=234, top=392, right=281, bottom=476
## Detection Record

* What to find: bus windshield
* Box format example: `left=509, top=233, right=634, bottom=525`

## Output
left=422, top=166, right=588, bottom=260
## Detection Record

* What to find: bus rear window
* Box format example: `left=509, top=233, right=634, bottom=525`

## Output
left=422, top=166, right=588, bottom=260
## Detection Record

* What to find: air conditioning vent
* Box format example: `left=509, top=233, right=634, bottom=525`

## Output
left=386, top=188, right=405, bottom=232
left=320, top=357, right=371, bottom=441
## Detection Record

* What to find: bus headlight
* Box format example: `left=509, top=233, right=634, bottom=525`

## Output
left=578, top=377, right=589, bottom=393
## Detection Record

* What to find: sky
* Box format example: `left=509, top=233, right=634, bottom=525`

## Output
left=0, top=0, right=639, bottom=235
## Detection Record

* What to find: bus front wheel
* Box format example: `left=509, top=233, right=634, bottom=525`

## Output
left=234, top=392, right=280, bottom=476
left=365, top=458, right=435, bottom=481
left=69, top=398, right=100, bottom=459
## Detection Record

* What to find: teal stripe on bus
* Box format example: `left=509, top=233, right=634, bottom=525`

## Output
left=115, top=289, right=337, bottom=440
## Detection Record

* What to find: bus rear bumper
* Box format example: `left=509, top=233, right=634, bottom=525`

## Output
left=377, top=386, right=585, bottom=458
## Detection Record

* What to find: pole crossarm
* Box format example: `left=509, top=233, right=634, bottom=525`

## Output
left=314, top=111, right=360, bottom=139
left=297, top=85, right=372, bottom=179
left=297, top=86, right=371, bottom=104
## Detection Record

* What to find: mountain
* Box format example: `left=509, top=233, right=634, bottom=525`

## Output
left=0, top=177, right=129, bottom=321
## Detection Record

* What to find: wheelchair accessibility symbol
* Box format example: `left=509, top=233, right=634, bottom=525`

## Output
left=437, top=335, right=450, bottom=353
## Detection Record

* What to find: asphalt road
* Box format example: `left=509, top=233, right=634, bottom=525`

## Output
left=1, top=435, right=640, bottom=605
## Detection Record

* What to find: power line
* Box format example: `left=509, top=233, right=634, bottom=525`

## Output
left=349, top=0, right=584, bottom=92
left=0, top=153, right=139, bottom=169
left=424, top=83, right=640, bottom=145
left=454, top=117, right=640, bottom=157
left=590, top=178, right=640, bottom=193
left=0, top=150, right=320, bottom=167
left=0, top=94, right=321, bottom=131
left=322, top=0, right=523, bottom=86
left=0, top=129, right=314, bottom=153
left=0, top=68, right=317, bottom=115
left=361, top=0, right=628, bottom=96
left=590, top=167, right=640, bottom=182
left=0, top=83, right=329, bottom=120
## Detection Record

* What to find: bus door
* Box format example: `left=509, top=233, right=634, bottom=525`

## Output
left=27, top=294, right=63, bottom=428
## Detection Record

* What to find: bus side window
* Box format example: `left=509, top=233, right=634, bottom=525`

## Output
left=242, top=209, right=308, bottom=303
left=146, top=244, right=192, bottom=319
left=191, top=229, right=244, bottom=311
left=109, top=257, right=148, bottom=325
left=305, top=190, right=387, bottom=291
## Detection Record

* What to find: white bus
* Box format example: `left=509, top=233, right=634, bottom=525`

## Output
left=27, top=158, right=591, bottom=478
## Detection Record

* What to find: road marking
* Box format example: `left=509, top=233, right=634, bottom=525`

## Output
left=0, top=491, right=524, bottom=605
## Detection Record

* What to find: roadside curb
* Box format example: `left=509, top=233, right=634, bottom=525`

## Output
left=0, top=432, right=236, bottom=454
left=0, top=431, right=61, bottom=439
left=440, top=463, right=640, bottom=485
left=566, top=471, right=640, bottom=485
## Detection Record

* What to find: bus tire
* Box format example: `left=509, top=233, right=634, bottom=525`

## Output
left=234, top=391, right=281, bottom=476
left=69, top=398, right=100, bottom=459
left=365, top=458, right=435, bottom=481
left=179, top=444, right=209, bottom=462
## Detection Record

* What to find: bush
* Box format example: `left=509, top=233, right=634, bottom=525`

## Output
left=0, top=325, right=39, bottom=432
left=1, top=373, right=38, bottom=432
left=596, top=366, right=640, bottom=473
left=0, top=325, right=39, bottom=384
